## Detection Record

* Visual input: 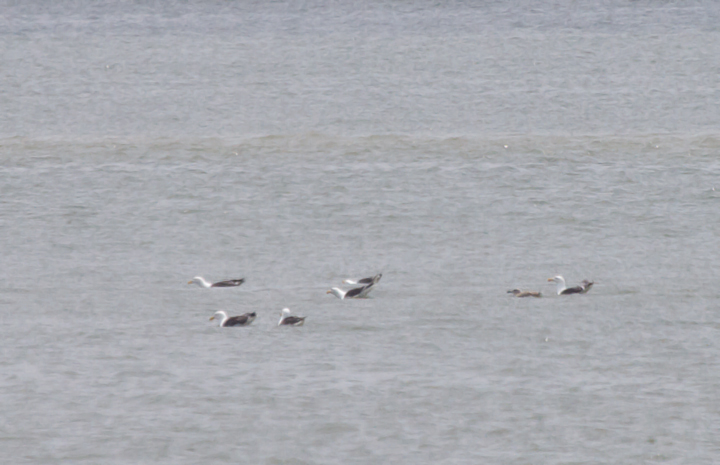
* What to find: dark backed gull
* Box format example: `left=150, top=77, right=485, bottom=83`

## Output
left=188, top=276, right=245, bottom=288
left=278, top=308, right=305, bottom=326
left=343, top=273, right=382, bottom=285
left=580, top=280, right=594, bottom=294
left=327, top=283, right=374, bottom=299
left=548, top=276, right=593, bottom=295
left=209, top=311, right=256, bottom=327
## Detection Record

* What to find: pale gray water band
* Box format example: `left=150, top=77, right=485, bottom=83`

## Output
left=2, top=2, right=720, bottom=464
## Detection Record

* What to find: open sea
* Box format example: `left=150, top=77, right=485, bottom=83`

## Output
left=2, top=1, right=720, bottom=463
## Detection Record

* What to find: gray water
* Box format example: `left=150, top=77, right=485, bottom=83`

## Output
left=2, top=2, right=720, bottom=464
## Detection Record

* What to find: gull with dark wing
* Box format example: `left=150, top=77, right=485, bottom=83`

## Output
left=327, top=283, right=374, bottom=299
left=209, top=311, right=256, bottom=327
left=548, top=276, right=594, bottom=295
left=188, top=277, right=245, bottom=288
left=342, top=273, right=382, bottom=286
left=580, top=280, right=594, bottom=294
left=277, top=308, right=305, bottom=326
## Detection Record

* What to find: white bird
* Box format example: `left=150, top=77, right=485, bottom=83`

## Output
left=209, top=311, right=256, bottom=327
left=277, top=308, right=305, bottom=326
left=342, top=273, right=382, bottom=285
left=188, top=276, right=245, bottom=288
left=548, top=276, right=594, bottom=295
left=327, top=283, right=374, bottom=299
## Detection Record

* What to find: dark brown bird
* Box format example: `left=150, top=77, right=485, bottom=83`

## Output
left=507, top=289, right=542, bottom=298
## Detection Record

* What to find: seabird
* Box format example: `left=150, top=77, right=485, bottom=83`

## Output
left=327, top=283, right=374, bottom=299
left=580, top=280, right=594, bottom=294
left=548, top=276, right=593, bottom=295
left=209, top=311, right=256, bottom=327
left=277, top=308, right=305, bottom=326
left=188, top=276, right=245, bottom=288
left=342, top=273, right=382, bottom=285
left=507, top=289, right=542, bottom=298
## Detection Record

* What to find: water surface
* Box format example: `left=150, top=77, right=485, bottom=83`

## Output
left=2, top=2, right=720, bottom=464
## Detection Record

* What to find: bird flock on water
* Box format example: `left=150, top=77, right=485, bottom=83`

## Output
left=189, top=273, right=380, bottom=327
left=189, top=272, right=593, bottom=328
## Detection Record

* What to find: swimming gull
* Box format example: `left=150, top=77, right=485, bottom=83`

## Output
left=548, top=276, right=593, bottom=295
left=507, top=289, right=542, bottom=298
left=188, top=277, right=245, bottom=288
left=327, top=283, right=374, bottom=299
left=277, top=308, right=305, bottom=326
left=209, top=311, right=256, bottom=327
left=342, top=273, right=382, bottom=285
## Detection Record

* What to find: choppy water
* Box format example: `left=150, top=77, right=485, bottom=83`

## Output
left=2, top=2, right=720, bottom=464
